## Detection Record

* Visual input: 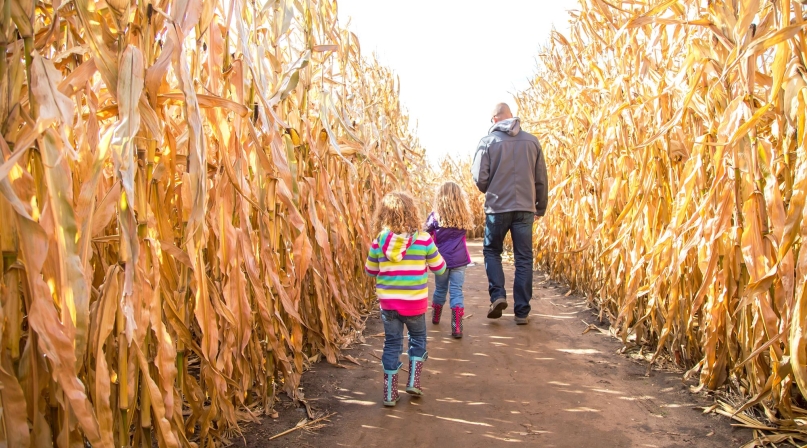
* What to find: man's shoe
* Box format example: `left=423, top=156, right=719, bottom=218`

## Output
left=514, top=315, right=528, bottom=325
left=487, top=298, right=508, bottom=319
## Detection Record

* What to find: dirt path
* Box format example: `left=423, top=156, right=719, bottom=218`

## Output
left=238, top=241, right=750, bottom=447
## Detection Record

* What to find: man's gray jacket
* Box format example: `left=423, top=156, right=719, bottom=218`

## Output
left=471, top=117, right=548, bottom=216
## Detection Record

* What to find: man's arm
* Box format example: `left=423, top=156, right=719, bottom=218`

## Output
left=471, top=139, right=490, bottom=193
left=535, top=141, right=548, bottom=216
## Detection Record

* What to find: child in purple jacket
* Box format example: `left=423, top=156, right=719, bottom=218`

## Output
left=426, top=182, right=474, bottom=338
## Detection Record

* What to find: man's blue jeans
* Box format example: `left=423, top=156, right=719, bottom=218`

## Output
left=483, top=212, right=535, bottom=318
left=381, top=310, right=427, bottom=371
left=432, top=266, right=467, bottom=309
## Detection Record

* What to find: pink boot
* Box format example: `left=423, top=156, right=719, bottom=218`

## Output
left=431, top=303, right=443, bottom=324
left=451, top=307, right=464, bottom=338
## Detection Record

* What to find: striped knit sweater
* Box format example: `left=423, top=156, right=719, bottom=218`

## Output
left=365, top=230, right=447, bottom=316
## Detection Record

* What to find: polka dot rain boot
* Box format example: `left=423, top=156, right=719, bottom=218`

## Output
left=405, top=352, right=427, bottom=397
left=432, top=303, right=443, bottom=324
left=383, top=365, right=401, bottom=407
left=451, top=307, right=464, bottom=338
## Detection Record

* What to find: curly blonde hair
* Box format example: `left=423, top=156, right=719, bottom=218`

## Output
left=434, top=182, right=474, bottom=230
left=373, top=191, right=422, bottom=235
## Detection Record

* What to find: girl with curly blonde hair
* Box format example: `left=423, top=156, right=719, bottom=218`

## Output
left=365, top=191, right=446, bottom=406
left=425, top=182, right=474, bottom=338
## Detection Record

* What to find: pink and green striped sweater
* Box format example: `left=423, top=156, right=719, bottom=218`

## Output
left=365, top=230, right=446, bottom=316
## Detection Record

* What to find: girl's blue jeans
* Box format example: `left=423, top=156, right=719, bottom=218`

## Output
left=432, top=266, right=466, bottom=309
left=381, top=310, right=427, bottom=371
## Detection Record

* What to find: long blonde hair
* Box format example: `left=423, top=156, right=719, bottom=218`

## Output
left=373, top=191, right=422, bottom=235
left=434, top=182, right=474, bottom=230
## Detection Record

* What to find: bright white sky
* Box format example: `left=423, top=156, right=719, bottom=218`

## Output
left=336, top=0, right=580, bottom=165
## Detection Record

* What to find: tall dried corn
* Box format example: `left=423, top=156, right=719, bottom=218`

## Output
left=0, top=0, right=426, bottom=446
left=519, top=0, right=807, bottom=429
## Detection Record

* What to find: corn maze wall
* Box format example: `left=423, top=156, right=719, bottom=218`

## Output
left=519, top=0, right=807, bottom=436
left=0, top=0, right=428, bottom=446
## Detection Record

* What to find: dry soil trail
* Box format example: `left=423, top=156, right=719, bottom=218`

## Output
left=238, top=241, right=750, bottom=447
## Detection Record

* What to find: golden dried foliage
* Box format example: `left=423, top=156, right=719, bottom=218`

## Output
left=0, top=0, right=428, bottom=445
left=518, top=0, right=807, bottom=437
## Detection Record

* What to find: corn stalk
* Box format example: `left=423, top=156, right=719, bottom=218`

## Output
left=0, top=0, right=427, bottom=446
left=519, top=0, right=807, bottom=435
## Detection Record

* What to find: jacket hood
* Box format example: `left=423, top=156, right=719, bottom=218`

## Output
left=378, top=229, right=417, bottom=262
left=490, top=117, right=521, bottom=136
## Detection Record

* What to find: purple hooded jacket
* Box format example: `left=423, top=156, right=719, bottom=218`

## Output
left=425, top=212, right=471, bottom=270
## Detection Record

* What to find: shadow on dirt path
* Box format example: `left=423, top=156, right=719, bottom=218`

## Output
left=236, top=240, right=751, bottom=447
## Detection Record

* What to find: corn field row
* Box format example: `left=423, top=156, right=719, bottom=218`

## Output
left=518, top=0, right=807, bottom=438
left=0, top=0, right=428, bottom=446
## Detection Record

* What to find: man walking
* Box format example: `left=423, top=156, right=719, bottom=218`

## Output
left=471, top=103, right=548, bottom=325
